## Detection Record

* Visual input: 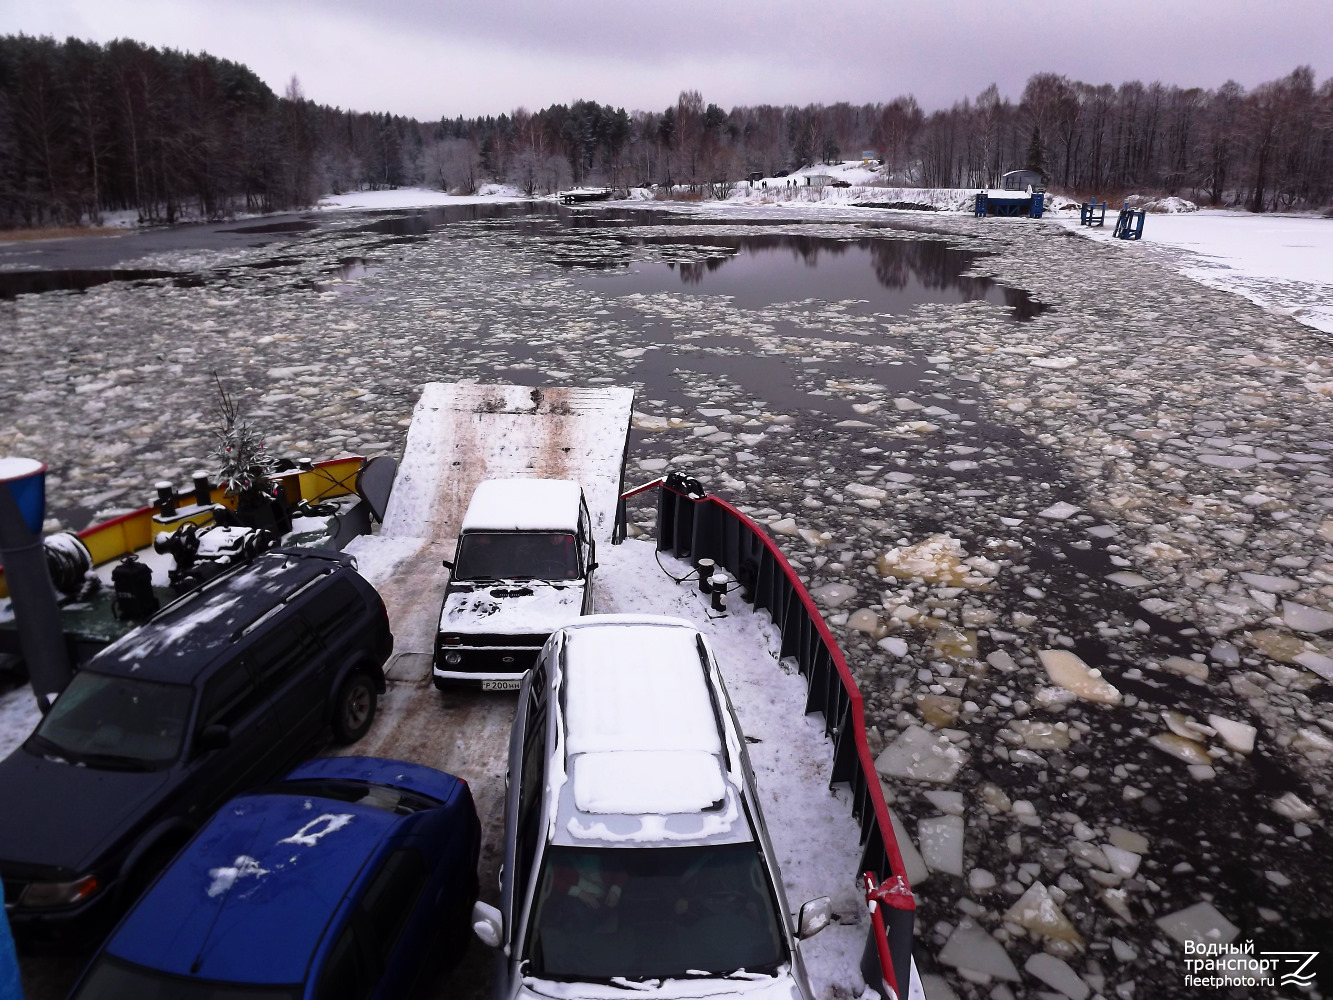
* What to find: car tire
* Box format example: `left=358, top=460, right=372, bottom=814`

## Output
left=333, top=670, right=377, bottom=744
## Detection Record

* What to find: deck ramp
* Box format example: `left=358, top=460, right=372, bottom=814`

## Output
left=380, top=383, right=634, bottom=544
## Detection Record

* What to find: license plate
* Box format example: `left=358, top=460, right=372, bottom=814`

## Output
left=482, top=678, right=522, bottom=691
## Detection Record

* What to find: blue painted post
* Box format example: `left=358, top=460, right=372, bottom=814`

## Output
left=0, top=881, right=20, bottom=1000
left=1030, top=192, right=1044, bottom=218
left=974, top=192, right=988, bottom=217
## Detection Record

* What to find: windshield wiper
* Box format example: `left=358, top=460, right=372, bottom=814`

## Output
left=74, top=751, right=157, bottom=772
left=25, top=733, right=79, bottom=762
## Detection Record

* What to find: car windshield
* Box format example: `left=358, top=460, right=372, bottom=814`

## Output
left=270, top=779, right=440, bottom=815
left=28, top=672, right=193, bottom=769
left=454, top=531, right=579, bottom=581
left=524, top=843, right=786, bottom=981
left=72, top=954, right=299, bottom=999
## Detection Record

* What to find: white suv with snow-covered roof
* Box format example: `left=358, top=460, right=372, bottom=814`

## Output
left=471, top=615, right=831, bottom=997
left=434, top=478, right=596, bottom=691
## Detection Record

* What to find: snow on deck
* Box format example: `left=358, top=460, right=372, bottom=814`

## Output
left=380, top=383, right=633, bottom=544
left=595, top=538, right=876, bottom=997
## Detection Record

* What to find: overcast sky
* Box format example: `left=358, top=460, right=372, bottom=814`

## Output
left=2, top=0, right=1329, bottom=120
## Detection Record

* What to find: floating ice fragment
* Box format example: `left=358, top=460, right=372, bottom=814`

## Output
left=967, top=868, right=997, bottom=893
left=1293, top=727, right=1333, bottom=755
left=1209, top=640, right=1241, bottom=667
left=917, top=975, right=958, bottom=1000
left=1101, top=845, right=1142, bottom=879
left=1111, top=938, right=1138, bottom=963
left=923, top=790, right=965, bottom=816
left=1106, top=571, right=1151, bottom=587
left=1161, top=656, right=1208, bottom=681
left=1294, top=650, right=1333, bottom=681
left=1029, top=357, right=1080, bottom=370
left=1007, top=719, right=1071, bottom=750
left=1101, top=887, right=1133, bottom=922
left=631, top=411, right=671, bottom=431
left=917, top=815, right=964, bottom=876
left=846, top=483, right=887, bottom=500
left=1034, top=686, right=1078, bottom=709
left=938, top=918, right=1019, bottom=981
left=886, top=807, right=929, bottom=885
left=915, top=694, right=961, bottom=727
left=1207, top=715, right=1256, bottom=753
left=1107, top=826, right=1149, bottom=854
left=1004, top=882, right=1084, bottom=947
left=1198, top=454, right=1259, bottom=469
left=1038, top=650, right=1121, bottom=705
left=877, top=636, right=908, bottom=658
left=1239, top=572, right=1300, bottom=594
left=797, top=527, right=832, bottom=546
left=1247, top=629, right=1319, bottom=664
left=892, top=397, right=922, bottom=411
left=1038, top=501, right=1081, bottom=520
left=768, top=517, right=799, bottom=536
left=878, top=534, right=983, bottom=587
left=846, top=608, right=880, bottom=633
left=875, top=725, right=967, bottom=784
left=1281, top=600, right=1333, bottom=634
left=1155, top=901, right=1239, bottom=947
left=1138, top=597, right=1179, bottom=615
left=1161, top=711, right=1213, bottom=741
left=811, top=583, right=857, bottom=608
left=637, top=458, right=668, bottom=472
left=1148, top=732, right=1211, bottom=766
left=1024, top=953, right=1090, bottom=1000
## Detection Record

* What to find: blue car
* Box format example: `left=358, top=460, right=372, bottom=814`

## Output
left=67, top=757, right=480, bottom=1000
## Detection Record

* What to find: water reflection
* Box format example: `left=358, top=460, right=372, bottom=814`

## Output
left=221, top=220, right=319, bottom=235
left=580, top=234, right=1046, bottom=319
left=354, top=201, right=559, bottom=236
left=0, top=269, right=192, bottom=299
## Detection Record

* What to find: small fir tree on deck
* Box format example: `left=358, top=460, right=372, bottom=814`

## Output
left=211, top=374, right=276, bottom=516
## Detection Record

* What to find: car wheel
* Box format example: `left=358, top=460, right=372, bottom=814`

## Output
left=333, top=670, right=377, bottom=744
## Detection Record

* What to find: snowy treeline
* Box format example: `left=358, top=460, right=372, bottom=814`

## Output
left=466, top=73, right=1333, bottom=210
left=1, top=33, right=1329, bottom=229
left=0, top=36, right=424, bottom=227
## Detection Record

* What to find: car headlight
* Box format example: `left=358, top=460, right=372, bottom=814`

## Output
left=20, top=874, right=101, bottom=908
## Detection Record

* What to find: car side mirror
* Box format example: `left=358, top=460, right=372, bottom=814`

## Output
left=472, top=900, right=503, bottom=949
left=796, top=896, right=832, bottom=939
left=441, top=559, right=454, bottom=570
left=197, top=724, right=231, bottom=752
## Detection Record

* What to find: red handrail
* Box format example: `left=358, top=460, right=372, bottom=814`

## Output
left=624, top=480, right=914, bottom=998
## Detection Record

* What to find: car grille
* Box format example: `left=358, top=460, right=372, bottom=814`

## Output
left=443, top=633, right=548, bottom=648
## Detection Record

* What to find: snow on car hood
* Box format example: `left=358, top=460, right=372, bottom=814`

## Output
left=440, top=582, right=585, bottom=635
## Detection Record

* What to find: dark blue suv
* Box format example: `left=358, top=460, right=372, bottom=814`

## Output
left=67, top=757, right=480, bottom=1000
left=0, top=549, right=393, bottom=942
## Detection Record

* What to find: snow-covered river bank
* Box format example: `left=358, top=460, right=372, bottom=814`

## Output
left=2, top=197, right=1330, bottom=999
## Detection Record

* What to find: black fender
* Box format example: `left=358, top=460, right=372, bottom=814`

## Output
left=117, top=818, right=197, bottom=898
left=334, top=658, right=385, bottom=694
